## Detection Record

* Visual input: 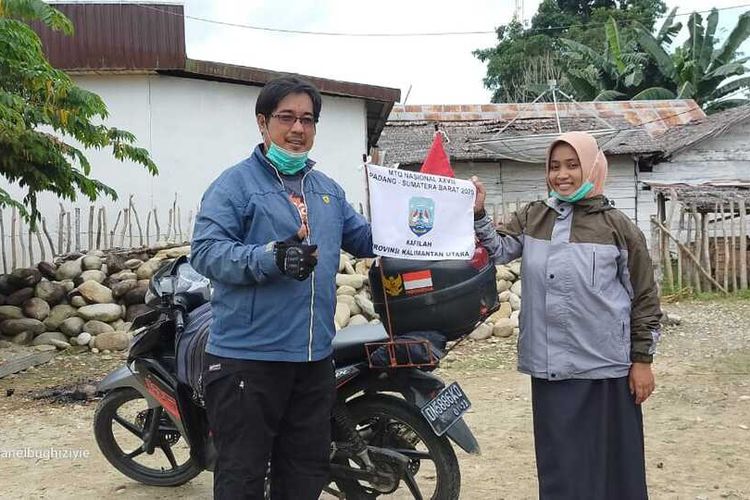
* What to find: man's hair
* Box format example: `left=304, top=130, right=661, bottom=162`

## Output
left=255, top=76, right=322, bottom=121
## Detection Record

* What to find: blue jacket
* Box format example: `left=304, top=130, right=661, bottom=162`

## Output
left=190, top=145, right=373, bottom=362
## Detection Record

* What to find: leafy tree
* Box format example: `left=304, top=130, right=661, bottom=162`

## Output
left=474, top=19, right=560, bottom=102
left=635, top=8, right=750, bottom=111
left=474, top=0, right=667, bottom=102
left=0, top=0, right=157, bottom=225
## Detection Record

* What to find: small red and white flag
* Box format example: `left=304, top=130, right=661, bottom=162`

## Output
left=402, top=270, right=434, bottom=295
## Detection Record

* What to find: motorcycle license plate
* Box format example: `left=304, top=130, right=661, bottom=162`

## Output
left=420, top=382, right=471, bottom=436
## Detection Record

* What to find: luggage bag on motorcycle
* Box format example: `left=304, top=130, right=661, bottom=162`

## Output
left=369, top=248, right=499, bottom=340
left=175, top=302, right=212, bottom=399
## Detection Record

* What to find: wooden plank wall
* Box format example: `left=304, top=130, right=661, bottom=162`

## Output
left=500, top=156, right=636, bottom=220
left=453, top=155, right=638, bottom=225
left=643, top=120, right=750, bottom=185
left=453, top=161, right=505, bottom=220
left=638, top=120, right=750, bottom=246
left=651, top=201, right=749, bottom=295
left=602, top=155, right=637, bottom=221
left=711, top=239, right=750, bottom=287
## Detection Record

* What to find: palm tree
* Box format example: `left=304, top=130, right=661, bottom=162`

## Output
left=635, top=8, right=750, bottom=111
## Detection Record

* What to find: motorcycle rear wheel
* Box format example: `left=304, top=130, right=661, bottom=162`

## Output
left=335, top=394, right=461, bottom=500
left=93, top=387, right=202, bottom=487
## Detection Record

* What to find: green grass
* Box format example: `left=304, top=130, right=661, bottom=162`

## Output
left=660, top=283, right=750, bottom=302
left=691, top=289, right=750, bottom=301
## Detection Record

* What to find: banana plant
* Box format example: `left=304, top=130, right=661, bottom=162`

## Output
left=635, top=8, right=750, bottom=112
left=560, top=17, right=651, bottom=100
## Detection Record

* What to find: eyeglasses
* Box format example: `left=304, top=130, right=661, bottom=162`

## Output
left=270, top=113, right=317, bottom=129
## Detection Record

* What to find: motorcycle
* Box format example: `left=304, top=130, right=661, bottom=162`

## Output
left=93, top=256, right=485, bottom=499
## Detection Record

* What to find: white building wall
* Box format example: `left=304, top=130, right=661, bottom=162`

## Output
left=4, top=73, right=369, bottom=252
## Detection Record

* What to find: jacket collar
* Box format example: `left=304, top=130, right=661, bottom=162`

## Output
left=545, top=195, right=614, bottom=216
left=577, top=195, right=615, bottom=213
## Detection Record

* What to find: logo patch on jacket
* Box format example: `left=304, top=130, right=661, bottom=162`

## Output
left=322, top=194, right=330, bottom=204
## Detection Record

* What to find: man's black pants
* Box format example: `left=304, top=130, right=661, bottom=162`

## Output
left=204, top=354, right=335, bottom=500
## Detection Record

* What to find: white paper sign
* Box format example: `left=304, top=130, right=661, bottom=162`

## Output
left=366, top=164, right=476, bottom=260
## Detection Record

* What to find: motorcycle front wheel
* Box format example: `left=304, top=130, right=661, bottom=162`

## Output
left=335, top=394, right=461, bottom=500
left=93, top=387, right=202, bottom=487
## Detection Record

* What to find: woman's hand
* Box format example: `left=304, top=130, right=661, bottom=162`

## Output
left=629, top=362, right=655, bottom=404
left=471, top=176, right=486, bottom=215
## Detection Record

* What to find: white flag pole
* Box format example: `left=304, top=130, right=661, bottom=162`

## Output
left=363, top=154, right=397, bottom=352
left=362, top=154, right=372, bottom=222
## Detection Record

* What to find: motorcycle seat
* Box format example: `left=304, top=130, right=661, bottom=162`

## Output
left=332, top=323, right=390, bottom=365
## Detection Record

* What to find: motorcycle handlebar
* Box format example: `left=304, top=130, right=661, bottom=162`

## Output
left=173, top=307, right=185, bottom=333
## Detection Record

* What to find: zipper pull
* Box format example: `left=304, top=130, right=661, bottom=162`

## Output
left=592, top=249, right=596, bottom=287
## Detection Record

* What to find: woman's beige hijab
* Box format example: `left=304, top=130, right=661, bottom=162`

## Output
left=545, top=131, right=608, bottom=198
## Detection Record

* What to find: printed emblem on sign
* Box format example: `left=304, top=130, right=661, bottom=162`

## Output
left=408, top=197, right=435, bottom=237
left=383, top=275, right=404, bottom=296
left=403, top=270, right=434, bottom=295
left=322, top=195, right=330, bottom=204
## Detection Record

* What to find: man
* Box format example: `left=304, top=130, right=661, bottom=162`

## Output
left=190, top=76, right=373, bottom=499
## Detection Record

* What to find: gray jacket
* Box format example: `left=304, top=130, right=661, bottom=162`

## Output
left=475, top=196, right=661, bottom=380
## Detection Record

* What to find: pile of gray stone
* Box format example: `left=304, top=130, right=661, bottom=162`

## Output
left=334, top=254, right=379, bottom=330
left=0, top=246, right=524, bottom=356
left=0, top=245, right=190, bottom=353
left=468, top=261, right=522, bottom=341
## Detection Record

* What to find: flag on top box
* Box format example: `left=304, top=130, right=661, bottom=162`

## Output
left=419, top=131, right=454, bottom=178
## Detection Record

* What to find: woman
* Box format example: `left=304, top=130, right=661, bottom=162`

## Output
left=473, top=131, right=661, bottom=499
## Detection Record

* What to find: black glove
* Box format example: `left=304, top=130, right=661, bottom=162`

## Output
left=274, top=237, right=318, bottom=281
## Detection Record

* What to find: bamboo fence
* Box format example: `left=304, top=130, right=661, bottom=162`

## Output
left=3, top=188, right=748, bottom=298
left=0, top=195, right=198, bottom=273
left=650, top=186, right=750, bottom=296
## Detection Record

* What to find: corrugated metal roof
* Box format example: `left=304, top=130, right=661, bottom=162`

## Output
left=657, top=105, right=750, bottom=157
left=379, top=100, right=706, bottom=164
left=36, top=3, right=185, bottom=70
left=171, top=59, right=400, bottom=103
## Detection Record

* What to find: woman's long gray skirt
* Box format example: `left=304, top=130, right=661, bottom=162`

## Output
left=531, top=376, right=648, bottom=500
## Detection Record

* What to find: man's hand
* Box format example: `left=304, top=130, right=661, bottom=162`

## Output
left=274, top=235, right=318, bottom=281
left=471, top=176, right=487, bottom=217
left=629, top=362, right=655, bottom=405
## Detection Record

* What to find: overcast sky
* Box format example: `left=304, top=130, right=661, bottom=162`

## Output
left=75, top=0, right=750, bottom=104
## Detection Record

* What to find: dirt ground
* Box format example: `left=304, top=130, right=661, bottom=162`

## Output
left=0, top=298, right=748, bottom=499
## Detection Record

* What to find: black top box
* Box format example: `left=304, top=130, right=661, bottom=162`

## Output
left=369, top=248, right=499, bottom=340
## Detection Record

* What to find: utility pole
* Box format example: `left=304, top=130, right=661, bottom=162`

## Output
left=513, top=0, right=525, bottom=25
